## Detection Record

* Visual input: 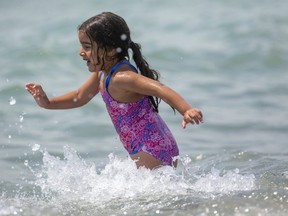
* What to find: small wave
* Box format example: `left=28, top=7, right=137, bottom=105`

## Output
left=192, top=167, right=255, bottom=194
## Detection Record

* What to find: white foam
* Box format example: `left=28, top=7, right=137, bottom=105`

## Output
left=27, top=146, right=256, bottom=206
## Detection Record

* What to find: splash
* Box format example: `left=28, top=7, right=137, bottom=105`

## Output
left=28, top=146, right=184, bottom=203
left=26, top=146, right=256, bottom=208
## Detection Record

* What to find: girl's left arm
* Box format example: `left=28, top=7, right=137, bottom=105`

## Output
left=115, top=72, right=203, bottom=128
left=151, top=82, right=203, bottom=128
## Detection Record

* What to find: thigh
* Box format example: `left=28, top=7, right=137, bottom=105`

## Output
left=130, top=151, right=163, bottom=170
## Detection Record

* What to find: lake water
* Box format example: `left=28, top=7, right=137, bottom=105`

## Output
left=1, top=0, right=288, bottom=215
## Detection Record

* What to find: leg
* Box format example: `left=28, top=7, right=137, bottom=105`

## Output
left=130, top=151, right=163, bottom=170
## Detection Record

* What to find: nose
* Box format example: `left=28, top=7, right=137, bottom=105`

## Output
left=79, top=48, right=85, bottom=57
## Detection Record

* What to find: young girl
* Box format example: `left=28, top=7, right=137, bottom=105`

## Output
left=26, top=12, right=203, bottom=170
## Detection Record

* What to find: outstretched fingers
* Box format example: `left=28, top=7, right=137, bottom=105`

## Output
left=26, top=83, right=44, bottom=97
left=182, top=108, right=203, bottom=128
left=25, top=83, right=50, bottom=108
left=25, top=83, right=35, bottom=95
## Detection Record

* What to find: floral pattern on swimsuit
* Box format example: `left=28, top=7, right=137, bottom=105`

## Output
left=101, top=89, right=179, bottom=166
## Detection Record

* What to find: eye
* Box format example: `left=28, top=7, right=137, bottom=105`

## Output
left=83, top=45, right=91, bottom=50
left=81, top=43, right=92, bottom=50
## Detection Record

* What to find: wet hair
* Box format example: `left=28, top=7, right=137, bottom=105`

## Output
left=78, top=12, right=161, bottom=112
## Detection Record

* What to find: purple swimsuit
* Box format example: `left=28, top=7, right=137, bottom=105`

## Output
left=100, top=62, right=179, bottom=166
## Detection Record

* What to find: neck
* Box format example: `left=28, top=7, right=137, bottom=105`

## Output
left=102, top=59, right=125, bottom=74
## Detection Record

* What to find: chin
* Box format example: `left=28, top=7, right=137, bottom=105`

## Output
left=88, top=67, right=94, bottom=72
left=89, top=64, right=102, bottom=72
left=87, top=64, right=97, bottom=72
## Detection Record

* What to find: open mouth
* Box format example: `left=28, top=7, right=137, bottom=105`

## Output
left=84, top=59, right=90, bottom=66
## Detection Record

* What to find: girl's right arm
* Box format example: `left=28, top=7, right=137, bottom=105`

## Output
left=26, top=72, right=100, bottom=109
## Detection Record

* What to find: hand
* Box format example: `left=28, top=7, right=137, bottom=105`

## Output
left=25, top=83, right=50, bottom=108
left=182, top=108, right=203, bottom=128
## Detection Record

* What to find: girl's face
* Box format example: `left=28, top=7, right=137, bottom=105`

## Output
left=78, top=31, right=103, bottom=72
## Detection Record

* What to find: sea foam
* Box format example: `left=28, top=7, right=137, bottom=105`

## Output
left=26, top=145, right=256, bottom=208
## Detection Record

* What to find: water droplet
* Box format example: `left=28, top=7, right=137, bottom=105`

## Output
left=19, top=115, right=24, bottom=122
left=9, top=96, right=16, bottom=105
left=196, top=154, right=203, bottom=160
left=120, top=34, right=127, bottom=41
left=116, top=47, right=122, bottom=53
left=32, top=143, right=40, bottom=151
left=24, top=160, right=28, bottom=166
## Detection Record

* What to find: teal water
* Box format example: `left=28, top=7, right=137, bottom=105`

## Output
left=1, top=0, right=288, bottom=215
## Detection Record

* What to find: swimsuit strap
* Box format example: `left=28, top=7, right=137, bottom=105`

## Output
left=105, top=62, right=137, bottom=89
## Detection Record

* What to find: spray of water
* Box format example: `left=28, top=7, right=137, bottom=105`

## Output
left=0, top=145, right=258, bottom=215
left=25, top=146, right=256, bottom=207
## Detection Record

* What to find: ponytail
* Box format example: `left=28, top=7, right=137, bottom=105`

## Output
left=129, top=41, right=161, bottom=112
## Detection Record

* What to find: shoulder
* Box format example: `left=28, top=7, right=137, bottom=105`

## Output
left=112, top=70, right=142, bottom=85
left=111, top=70, right=166, bottom=95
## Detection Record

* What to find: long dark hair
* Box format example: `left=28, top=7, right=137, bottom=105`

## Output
left=78, top=12, right=161, bottom=112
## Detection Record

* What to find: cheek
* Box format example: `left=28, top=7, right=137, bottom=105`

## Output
left=88, top=47, right=105, bottom=70
left=90, top=50, right=97, bottom=63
